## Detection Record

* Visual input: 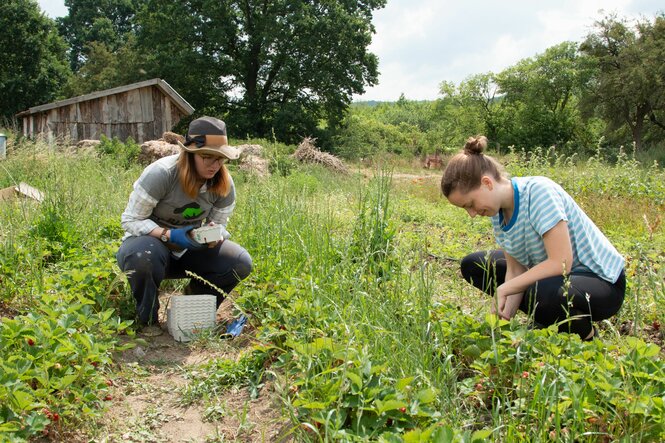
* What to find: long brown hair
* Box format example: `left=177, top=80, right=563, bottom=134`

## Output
left=177, top=152, right=232, bottom=198
left=441, top=136, right=506, bottom=197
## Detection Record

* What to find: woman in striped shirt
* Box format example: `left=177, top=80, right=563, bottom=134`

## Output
left=441, top=136, right=625, bottom=340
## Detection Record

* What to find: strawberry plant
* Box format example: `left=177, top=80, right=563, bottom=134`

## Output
left=0, top=287, right=134, bottom=441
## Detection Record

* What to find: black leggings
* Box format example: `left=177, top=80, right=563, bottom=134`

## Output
left=116, top=236, right=253, bottom=325
left=461, top=250, right=625, bottom=338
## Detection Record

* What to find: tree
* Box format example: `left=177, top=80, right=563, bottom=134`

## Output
left=580, top=14, right=665, bottom=151
left=0, top=0, right=71, bottom=120
left=638, top=14, right=665, bottom=146
left=495, top=41, right=592, bottom=151
left=58, top=0, right=139, bottom=71
left=437, top=73, right=507, bottom=147
left=61, top=36, right=150, bottom=97
left=135, top=0, right=386, bottom=144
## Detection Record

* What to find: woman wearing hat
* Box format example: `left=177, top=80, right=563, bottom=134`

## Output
left=116, top=116, right=253, bottom=333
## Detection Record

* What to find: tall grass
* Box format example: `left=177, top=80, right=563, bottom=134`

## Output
left=1, top=140, right=663, bottom=441
left=228, top=153, right=664, bottom=440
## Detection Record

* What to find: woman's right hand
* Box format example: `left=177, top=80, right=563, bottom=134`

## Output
left=170, top=226, right=206, bottom=250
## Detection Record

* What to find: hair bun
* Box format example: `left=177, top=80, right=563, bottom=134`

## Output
left=463, top=135, right=488, bottom=155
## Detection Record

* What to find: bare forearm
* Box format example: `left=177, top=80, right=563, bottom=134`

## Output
left=501, top=258, right=568, bottom=296
left=499, top=253, right=527, bottom=319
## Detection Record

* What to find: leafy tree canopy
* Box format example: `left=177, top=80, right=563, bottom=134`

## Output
left=58, top=0, right=139, bottom=71
left=580, top=13, right=665, bottom=150
left=0, top=0, right=71, bottom=120
left=135, top=0, right=386, bottom=144
left=494, top=41, right=592, bottom=150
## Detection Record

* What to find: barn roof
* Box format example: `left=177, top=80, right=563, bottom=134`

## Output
left=16, top=78, right=194, bottom=117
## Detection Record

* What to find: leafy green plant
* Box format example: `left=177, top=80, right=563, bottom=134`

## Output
left=1, top=137, right=664, bottom=441
left=269, top=153, right=297, bottom=177
left=96, top=135, right=140, bottom=167
left=0, top=290, right=133, bottom=441
left=348, top=170, right=396, bottom=276
left=181, top=344, right=275, bottom=405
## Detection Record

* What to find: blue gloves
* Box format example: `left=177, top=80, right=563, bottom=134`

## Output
left=169, top=226, right=206, bottom=250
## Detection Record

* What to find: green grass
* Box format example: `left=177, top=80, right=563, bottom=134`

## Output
left=0, top=139, right=664, bottom=442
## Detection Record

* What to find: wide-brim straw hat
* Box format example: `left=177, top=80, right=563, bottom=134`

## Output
left=177, top=116, right=241, bottom=160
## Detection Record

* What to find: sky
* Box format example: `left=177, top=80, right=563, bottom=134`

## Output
left=38, top=0, right=664, bottom=102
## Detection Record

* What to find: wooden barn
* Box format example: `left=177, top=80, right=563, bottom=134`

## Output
left=16, top=78, right=194, bottom=144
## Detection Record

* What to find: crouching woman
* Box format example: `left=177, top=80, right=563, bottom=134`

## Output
left=116, top=116, right=252, bottom=331
left=441, top=136, right=625, bottom=340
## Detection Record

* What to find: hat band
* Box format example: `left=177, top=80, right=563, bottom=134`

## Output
left=184, top=134, right=228, bottom=148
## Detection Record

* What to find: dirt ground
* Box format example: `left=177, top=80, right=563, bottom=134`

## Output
left=88, top=294, right=292, bottom=443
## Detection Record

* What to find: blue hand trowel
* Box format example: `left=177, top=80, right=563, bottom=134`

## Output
left=225, top=315, right=248, bottom=338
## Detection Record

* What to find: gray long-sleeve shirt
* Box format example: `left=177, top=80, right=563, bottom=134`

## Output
left=120, top=154, right=235, bottom=241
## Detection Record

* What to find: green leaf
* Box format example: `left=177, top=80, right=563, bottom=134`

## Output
left=471, top=428, right=494, bottom=442
left=345, top=371, right=363, bottom=389
left=463, top=344, right=481, bottom=359
left=286, top=337, right=335, bottom=355
left=375, top=399, right=407, bottom=414
left=10, top=390, right=36, bottom=411
left=403, top=428, right=423, bottom=442
left=297, top=401, right=327, bottom=409
left=0, top=421, right=22, bottom=432
left=53, top=374, right=78, bottom=390
left=396, top=376, right=415, bottom=391
left=427, top=425, right=455, bottom=442
left=415, top=388, right=438, bottom=404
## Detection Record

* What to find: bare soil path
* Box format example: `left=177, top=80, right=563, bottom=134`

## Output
left=89, top=295, right=290, bottom=443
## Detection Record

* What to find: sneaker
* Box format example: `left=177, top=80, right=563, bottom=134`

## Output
left=140, top=325, right=163, bottom=337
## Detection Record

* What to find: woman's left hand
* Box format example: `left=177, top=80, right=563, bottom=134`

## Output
left=204, top=222, right=229, bottom=248
left=495, top=284, right=522, bottom=320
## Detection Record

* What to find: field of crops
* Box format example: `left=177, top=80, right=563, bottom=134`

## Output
left=1, top=140, right=664, bottom=442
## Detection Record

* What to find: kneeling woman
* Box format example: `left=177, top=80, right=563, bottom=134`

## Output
left=441, top=136, right=625, bottom=340
left=116, top=116, right=253, bottom=328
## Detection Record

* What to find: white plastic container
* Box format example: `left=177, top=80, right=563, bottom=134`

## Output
left=166, top=295, right=216, bottom=342
left=191, top=225, right=223, bottom=243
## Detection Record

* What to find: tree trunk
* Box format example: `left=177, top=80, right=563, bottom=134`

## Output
left=629, top=103, right=649, bottom=151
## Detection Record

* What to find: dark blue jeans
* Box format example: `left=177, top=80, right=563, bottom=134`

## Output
left=116, top=236, right=253, bottom=325
left=461, top=250, right=625, bottom=339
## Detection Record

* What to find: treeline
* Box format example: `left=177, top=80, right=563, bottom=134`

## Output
left=1, top=1, right=663, bottom=161
left=337, top=14, right=665, bottom=161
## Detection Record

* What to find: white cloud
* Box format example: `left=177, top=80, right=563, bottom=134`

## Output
left=357, top=0, right=664, bottom=101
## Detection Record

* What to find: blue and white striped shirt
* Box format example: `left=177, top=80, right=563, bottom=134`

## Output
left=491, top=177, right=624, bottom=283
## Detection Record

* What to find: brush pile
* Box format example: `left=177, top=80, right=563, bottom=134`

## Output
left=238, top=154, right=270, bottom=178
left=162, top=131, right=184, bottom=145
left=291, top=137, right=347, bottom=174
left=138, top=135, right=179, bottom=165
left=237, top=144, right=264, bottom=159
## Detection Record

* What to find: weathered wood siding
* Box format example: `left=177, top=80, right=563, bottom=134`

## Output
left=21, top=84, right=189, bottom=143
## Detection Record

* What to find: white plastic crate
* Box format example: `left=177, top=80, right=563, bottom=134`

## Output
left=166, top=295, right=216, bottom=342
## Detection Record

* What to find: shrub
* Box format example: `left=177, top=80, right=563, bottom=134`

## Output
left=96, top=135, right=140, bottom=167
